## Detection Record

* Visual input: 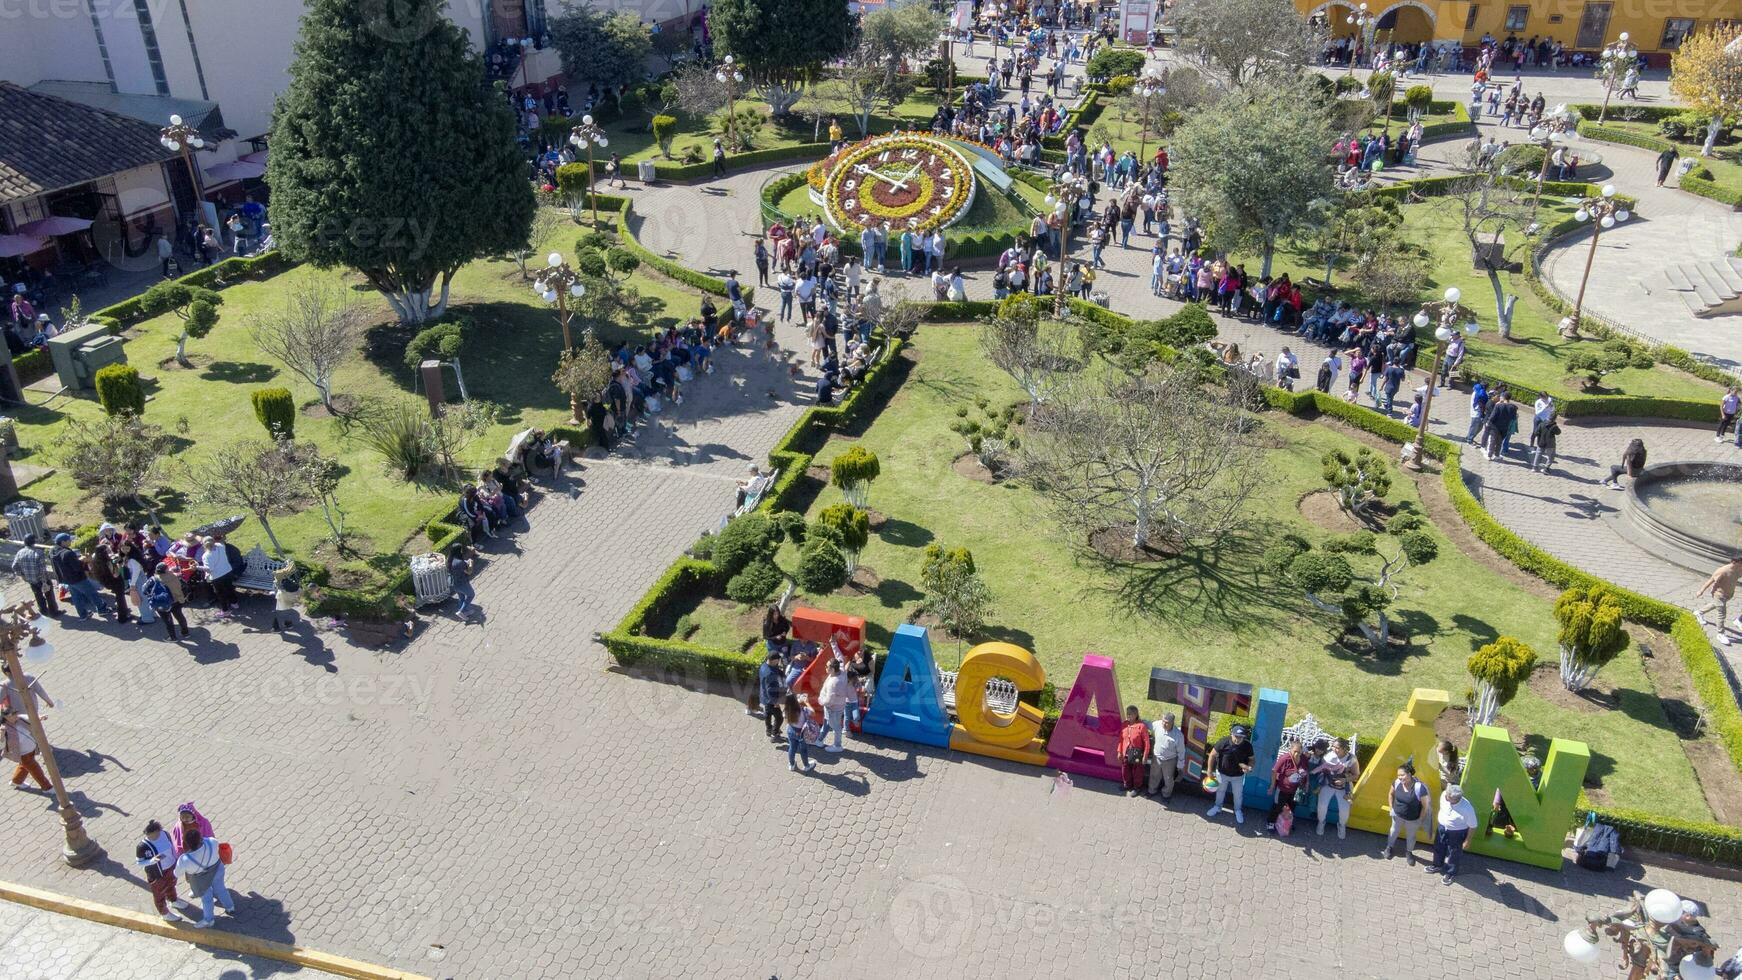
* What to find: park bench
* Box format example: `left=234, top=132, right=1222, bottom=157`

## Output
left=232, top=545, right=289, bottom=594
left=716, top=470, right=775, bottom=532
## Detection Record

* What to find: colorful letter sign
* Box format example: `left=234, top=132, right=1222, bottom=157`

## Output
left=789, top=607, right=865, bottom=724
left=950, top=642, right=1049, bottom=765
left=1460, top=725, right=1590, bottom=870
left=1046, top=654, right=1125, bottom=781
left=862, top=624, right=952, bottom=747
left=1346, top=689, right=1450, bottom=843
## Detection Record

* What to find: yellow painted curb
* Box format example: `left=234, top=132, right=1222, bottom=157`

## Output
left=0, top=879, right=430, bottom=980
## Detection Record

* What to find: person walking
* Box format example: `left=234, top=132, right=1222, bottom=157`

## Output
left=174, top=824, right=234, bottom=927
left=758, top=649, right=786, bottom=742
left=783, top=697, right=816, bottom=773
left=1427, top=783, right=1478, bottom=884
left=1314, top=736, right=1359, bottom=838
left=1383, top=762, right=1432, bottom=864
left=1600, top=438, right=1647, bottom=490
left=1697, top=557, right=1742, bottom=646
left=9, top=535, right=60, bottom=616
left=1657, top=145, right=1680, bottom=187
left=136, top=820, right=193, bottom=922
left=449, top=545, right=480, bottom=623
left=1147, top=712, right=1184, bottom=800
left=1204, top=723, right=1256, bottom=824
left=1718, top=388, right=1740, bottom=441
left=2, top=707, right=49, bottom=791
left=819, top=658, right=852, bottom=753
left=711, top=138, right=726, bottom=178
left=1465, top=381, right=1489, bottom=443
left=1531, top=410, right=1561, bottom=472
left=50, top=533, right=108, bottom=620
left=1117, top=705, right=1152, bottom=797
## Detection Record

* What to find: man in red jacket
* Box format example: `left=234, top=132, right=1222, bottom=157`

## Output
left=1118, top=705, right=1153, bottom=797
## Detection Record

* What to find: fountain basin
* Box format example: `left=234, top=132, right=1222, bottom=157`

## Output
left=1623, top=461, right=1742, bottom=572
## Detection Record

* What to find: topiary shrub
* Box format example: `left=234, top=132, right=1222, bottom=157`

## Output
left=1085, top=48, right=1145, bottom=82
left=1386, top=511, right=1427, bottom=535
left=1155, top=303, right=1217, bottom=348
left=1469, top=636, right=1536, bottom=725
left=713, top=512, right=778, bottom=577
left=651, top=114, right=678, bottom=158
left=93, top=363, right=145, bottom=417
left=404, top=319, right=467, bottom=373
left=830, top=446, right=880, bottom=509
left=795, top=537, right=849, bottom=594
left=726, top=557, right=784, bottom=605
left=251, top=386, right=296, bottom=439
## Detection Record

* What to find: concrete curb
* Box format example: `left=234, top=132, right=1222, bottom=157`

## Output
left=0, top=879, right=429, bottom=980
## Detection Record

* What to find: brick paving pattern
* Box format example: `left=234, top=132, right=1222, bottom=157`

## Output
left=0, top=899, right=340, bottom=979
left=2, top=44, right=1740, bottom=980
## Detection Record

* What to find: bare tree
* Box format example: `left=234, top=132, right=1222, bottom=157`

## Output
left=1164, top=0, right=1319, bottom=91
left=665, top=60, right=730, bottom=120
left=513, top=209, right=570, bottom=282
left=1021, top=364, right=1264, bottom=551
left=279, top=438, right=347, bottom=545
left=978, top=305, right=1077, bottom=409
left=1452, top=174, right=1531, bottom=339
left=58, top=415, right=170, bottom=510
left=184, top=440, right=306, bottom=558
left=1350, top=233, right=1431, bottom=314
left=249, top=280, right=367, bottom=414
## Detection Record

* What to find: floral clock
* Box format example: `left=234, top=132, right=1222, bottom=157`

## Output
left=820, top=134, right=977, bottom=234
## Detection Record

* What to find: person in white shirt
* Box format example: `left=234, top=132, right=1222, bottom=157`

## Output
left=1530, top=394, right=1555, bottom=448
left=1147, top=712, right=1184, bottom=800
left=1428, top=784, right=1479, bottom=883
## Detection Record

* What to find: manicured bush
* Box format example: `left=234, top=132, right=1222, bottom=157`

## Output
left=14, top=349, right=49, bottom=385
left=830, top=446, right=881, bottom=509
left=403, top=319, right=467, bottom=373
left=713, top=511, right=777, bottom=578
left=93, top=363, right=144, bottom=417
left=726, top=557, right=784, bottom=605
left=795, top=537, right=849, bottom=594
left=651, top=114, right=678, bottom=157
left=1085, top=48, right=1144, bottom=81
left=250, top=386, right=296, bottom=439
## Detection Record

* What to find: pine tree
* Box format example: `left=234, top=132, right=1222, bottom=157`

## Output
left=267, top=0, right=534, bottom=324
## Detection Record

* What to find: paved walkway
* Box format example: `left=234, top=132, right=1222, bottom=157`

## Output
left=0, top=898, right=340, bottom=979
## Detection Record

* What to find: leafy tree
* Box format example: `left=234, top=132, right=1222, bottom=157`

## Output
left=861, top=0, right=945, bottom=90
left=830, top=446, right=881, bottom=509
left=548, top=5, right=651, bottom=87
left=1469, top=636, right=1537, bottom=726
left=1164, top=0, right=1318, bottom=90
left=1555, top=585, right=1629, bottom=692
left=714, top=512, right=780, bottom=577
left=267, top=0, right=534, bottom=324
left=184, top=439, right=305, bottom=557
left=1366, top=70, right=1397, bottom=135
left=551, top=338, right=615, bottom=422
left=1671, top=27, right=1742, bottom=155
left=58, top=415, right=169, bottom=508
left=920, top=544, right=990, bottom=649
left=141, top=282, right=223, bottom=366
left=1170, top=77, right=1334, bottom=277
left=1351, top=231, right=1431, bottom=313
left=1296, top=195, right=1401, bottom=285
left=795, top=537, right=849, bottom=594
left=1277, top=531, right=1437, bottom=651
left=1402, top=84, right=1434, bottom=119
left=554, top=164, right=591, bottom=221
left=249, top=279, right=365, bottom=413
left=403, top=320, right=467, bottom=374
left=651, top=114, right=678, bottom=158
left=1086, top=48, right=1146, bottom=82
left=815, top=503, right=871, bottom=574
left=1021, top=362, right=1263, bottom=550
left=709, top=0, right=854, bottom=117
left=1322, top=448, right=1391, bottom=518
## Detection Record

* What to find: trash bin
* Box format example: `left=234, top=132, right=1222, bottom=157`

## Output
left=410, top=552, right=452, bottom=607
left=4, top=499, right=45, bottom=543
left=638, top=159, right=657, bottom=183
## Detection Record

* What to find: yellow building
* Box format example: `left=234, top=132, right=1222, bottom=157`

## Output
left=1299, top=0, right=1740, bottom=65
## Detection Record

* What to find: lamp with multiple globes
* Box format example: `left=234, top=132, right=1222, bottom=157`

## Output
left=0, top=598, right=100, bottom=866
left=715, top=55, right=745, bottom=150
left=1406, top=286, right=1476, bottom=467
left=532, top=252, right=587, bottom=351
left=159, top=113, right=215, bottom=209
left=1564, top=184, right=1630, bottom=338
left=1563, top=889, right=1721, bottom=979
left=568, top=114, right=609, bottom=226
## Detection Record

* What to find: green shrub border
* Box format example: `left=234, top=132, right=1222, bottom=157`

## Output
left=303, top=508, right=471, bottom=619
left=1573, top=114, right=1742, bottom=209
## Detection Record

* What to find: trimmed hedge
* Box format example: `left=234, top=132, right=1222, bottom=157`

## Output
left=1680, top=174, right=1742, bottom=208
left=596, top=192, right=749, bottom=300
left=597, top=142, right=835, bottom=183
left=1576, top=122, right=1674, bottom=154
left=14, top=349, right=49, bottom=385
left=1417, top=102, right=1474, bottom=142
left=1571, top=103, right=1686, bottom=123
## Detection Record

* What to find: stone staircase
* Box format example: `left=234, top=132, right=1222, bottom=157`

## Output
left=1663, top=256, right=1742, bottom=318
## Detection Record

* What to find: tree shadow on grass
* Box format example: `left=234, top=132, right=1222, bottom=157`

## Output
left=1085, top=529, right=1297, bottom=633
left=1321, top=608, right=1440, bottom=676
left=871, top=576, right=923, bottom=610
left=199, top=361, right=279, bottom=385
left=1613, top=685, right=1695, bottom=737
left=877, top=518, right=933, bottom=548
left=1452, top=612, right=1500, bottom=648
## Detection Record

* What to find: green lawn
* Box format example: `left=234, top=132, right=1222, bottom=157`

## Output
left=1590, top=117, right=1742, bottom=192
left=13, top=208, right=698, bottom=573
left=607, top=88, right=955, bottom=165
left=1259, top=195, right=1723, bottom=402
left=772, top=168, right=1046, bottom=232
left=681, top=325, right=1709, bottom=819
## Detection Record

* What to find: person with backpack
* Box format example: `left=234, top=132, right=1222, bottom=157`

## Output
left=135, top=819, right=192, bottom=922
left=1117, top=705, right=1152, bottom=797
left=50, top=533, right=108, bottom=620
left=141, top=565, right=187, bottom=641
left=1382, top=762, right=1431, bottom=865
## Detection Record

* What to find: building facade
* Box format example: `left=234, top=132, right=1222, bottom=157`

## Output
left=1299, top=0, right=1741, bottom=63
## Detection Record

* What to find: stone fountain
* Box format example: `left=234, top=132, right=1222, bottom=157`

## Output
left=1622, top=461, right=1742, bottom=572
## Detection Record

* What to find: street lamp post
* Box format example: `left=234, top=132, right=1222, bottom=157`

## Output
left=1525, top=108, right=1577, bottom=214
left=1595, top=32, right=1637, bottom=123
left=1563, top=889, right=1720, bottom=980
left=568, top=116, right=609, bottom=227
left=517, top=36, right=535, bottom=94
left=1564, top=183, right=1631, bottom=339
left=1043, top=174, right=1088, bottom=317
left=0, top=600, right=101, bottom=867
left=159, top=114, right=212, bottom=223
left=715, top=55, right=744, bottom=152
left=1344, top=4, right=1373, bottom=73
left=533, top=253, right=587, bottom=351
left=1407, top=286, right=1478, bottom=468
left=1132, top=70, right=1165, bottom=163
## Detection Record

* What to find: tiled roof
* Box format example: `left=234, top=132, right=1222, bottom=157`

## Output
left=0, top=82, right=177, bottom=204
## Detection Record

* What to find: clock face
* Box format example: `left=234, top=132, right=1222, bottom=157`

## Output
left=822, top=136, right=976, bottom=233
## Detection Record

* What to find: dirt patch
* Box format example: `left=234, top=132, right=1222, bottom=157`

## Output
left=1087, top=524, right=1183, bottom=563
left=805, top=465, right=830, bottom=483
left=302, top=394, right=360, bottom=420
left=1333, top=626, right=1411, bottom=657
left=1526, top=662, right=1616, bottom=714
left=952, top=452, right=998, bottom=484
left=844, top=565, right=883, bottom=594
left=1434, top=703, right=1522, bottom=748
left=1297, top=490, right=1388, bottom=533
left=866, top=508, right=889, bottom=530
left=695, top=597, right=764, bottom=651
left=1638, top=630, right=1742, bottom=824
left=905, top=609, right=968, bottom=658
left=154, top=354, right=204, bottom=371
